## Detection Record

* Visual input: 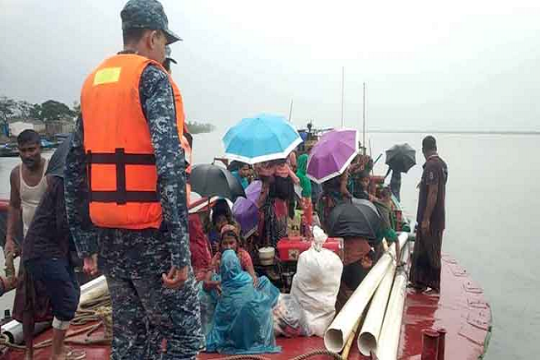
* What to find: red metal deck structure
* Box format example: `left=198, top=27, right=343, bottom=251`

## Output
left=2, top=253, right=491, bottom=360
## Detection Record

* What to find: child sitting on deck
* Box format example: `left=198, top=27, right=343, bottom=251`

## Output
left=209, top=224, right=258, bottom=287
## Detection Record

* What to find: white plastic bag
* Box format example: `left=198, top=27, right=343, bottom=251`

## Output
left=290, top=227, right=343, bottom=337
left=273, top=293, right=312, bottom=337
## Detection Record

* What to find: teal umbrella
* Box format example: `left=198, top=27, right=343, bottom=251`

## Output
left=223, top=114, right=302, bottom=164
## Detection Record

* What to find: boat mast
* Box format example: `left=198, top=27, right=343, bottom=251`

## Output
left=341, top=66, right=345, bottom=128
left=288, top=99, right=294, bottom=122
left=363, top=82, right=366, bottom=155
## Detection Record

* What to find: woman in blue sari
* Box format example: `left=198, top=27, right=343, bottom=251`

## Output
left=206, top=250, right=280, bottom=354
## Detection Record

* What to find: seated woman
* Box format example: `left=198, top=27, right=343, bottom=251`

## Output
left=206, top=250, right=281, bottom=355
left=209, top=224, right=258, bottom=286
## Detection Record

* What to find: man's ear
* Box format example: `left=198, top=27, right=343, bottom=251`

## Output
left=147, top=30, right=159, bottom=50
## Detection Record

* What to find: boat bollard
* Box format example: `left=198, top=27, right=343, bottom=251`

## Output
left=421, top=328, right=440, bottom=360
left=437, top=328, right=447, bottom=360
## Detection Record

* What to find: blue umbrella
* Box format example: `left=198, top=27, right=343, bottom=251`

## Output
left=223, top=114, right=302, bottom=164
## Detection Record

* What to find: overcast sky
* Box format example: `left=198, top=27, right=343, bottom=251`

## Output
left=1, top=0, right=539, bottom=132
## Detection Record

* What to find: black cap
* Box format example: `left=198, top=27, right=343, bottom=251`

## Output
left=121, top=0, right=182, bottom=45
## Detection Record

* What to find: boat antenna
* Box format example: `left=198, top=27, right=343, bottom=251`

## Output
left=363, top=82, right=366, bottom=155
left=288, top=99, right=294, bottom=122
left=341, top=66, right=345, bottom=128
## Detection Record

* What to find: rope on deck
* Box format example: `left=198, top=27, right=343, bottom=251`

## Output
left=0, top=294, right=113, bottom=351
left=289, top=349, right=344, bottom=360
left=207, top=356, right=271, bottom=360
left=206, top=349, right=343, bottom=360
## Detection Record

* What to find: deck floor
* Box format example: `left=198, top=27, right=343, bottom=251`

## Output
left=3, top=254, right=491, bottom=360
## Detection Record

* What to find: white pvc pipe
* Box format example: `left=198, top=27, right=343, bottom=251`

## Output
left=1, top=275, right=109, bottom=344
left=376, top=242, right=411, bottom=360
left=323, top=232, right=408, bottom=353
left=1, top=321, right=50, bottom=345
left=78, top=275, right=108, bottom=307
left=357, top=258, right=396, bottom=355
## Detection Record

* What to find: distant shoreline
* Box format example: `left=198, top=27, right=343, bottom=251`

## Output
left=368, top=130, right=540, bottom=136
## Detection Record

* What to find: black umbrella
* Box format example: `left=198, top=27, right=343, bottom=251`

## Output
left=46, top=134, right=74, bottom=178
left=190, top=164, right=245, bottom=202
left=327, top=198, right=381, bottom=239
left=385, top=143, right=416, bottom=173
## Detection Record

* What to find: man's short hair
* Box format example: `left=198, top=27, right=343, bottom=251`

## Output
left=422, top=135, right=437, bottom=152
left=17, top=129, right=41, bottom=146
left=122, top=27, right=149, bottom=45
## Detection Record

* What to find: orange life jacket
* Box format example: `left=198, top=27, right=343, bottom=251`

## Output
left=81, top=54, right=185, bottom=229
left=170, top=80, right=193, bottom=205
left=171, top=80, right=192, bottom=174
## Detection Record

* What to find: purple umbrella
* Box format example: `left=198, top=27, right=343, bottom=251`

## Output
left=245, top=180, right=262, bottom=202
left=232, top=181, right=262, bottom=238
left=306, top=129, right=359, bottom=184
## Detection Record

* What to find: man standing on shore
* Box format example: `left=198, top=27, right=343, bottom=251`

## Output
left=409, top=136, right=448, bottom=293
left=64, top=0, right=203, bottom=359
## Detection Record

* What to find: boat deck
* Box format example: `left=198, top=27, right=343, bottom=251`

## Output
left=3, top=254, right=491, bottom=360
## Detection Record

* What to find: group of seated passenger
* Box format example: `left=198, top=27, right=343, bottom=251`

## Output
left=186, top=153, right=405, bottom=355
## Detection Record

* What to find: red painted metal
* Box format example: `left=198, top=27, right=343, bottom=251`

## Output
left=3, top=253, right=491, bottom=360
left=276, top=237, right=344, bottom=261
left=421, top=329, right=439, bottom=360
left=437, top=328, right=447, bottom=360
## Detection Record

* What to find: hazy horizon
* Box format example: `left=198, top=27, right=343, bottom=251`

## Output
left=1, top=0, right=539, bottom=133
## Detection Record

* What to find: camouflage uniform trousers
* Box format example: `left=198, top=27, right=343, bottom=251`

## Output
left=106, top=269, right=204, bottom=360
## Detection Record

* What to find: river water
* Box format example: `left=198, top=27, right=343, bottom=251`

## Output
left=0, top=131, right=538, bottom=360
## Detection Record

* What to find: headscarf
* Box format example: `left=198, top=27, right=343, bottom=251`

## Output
left=220, top=224, right=239, bottom=237
left=220, top=250, right=253, bottom=289
left=296, top=154, right=312, bottom=198
left=207, top=250, right=281, bottom=354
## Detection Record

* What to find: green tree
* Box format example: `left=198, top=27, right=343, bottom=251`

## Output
left=29, top=104, right=42, bottom=120
left=17, top=100, right=34, bottom=119
left=40, top=100, right=74, bottom=122
left=0, top=96, right=17, bottom=123
left=186, top=121, right=215, bottom=134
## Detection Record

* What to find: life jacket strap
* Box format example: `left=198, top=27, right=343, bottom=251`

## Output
left=86, top=149, right=158, bottom=205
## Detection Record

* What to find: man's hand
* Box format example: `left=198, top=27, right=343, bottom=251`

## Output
left=83, top=254, right=98, bottom=276
left=252, top=276, right=259, bottom=288
left=421, top=219, right=430, bottom=234
left=4, top=237, right=19, bottom=258
left=162, top=266, right=188, bottom=289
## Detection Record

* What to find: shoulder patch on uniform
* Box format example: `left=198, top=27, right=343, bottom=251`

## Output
left=94, top=67, right=122, bottom=86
